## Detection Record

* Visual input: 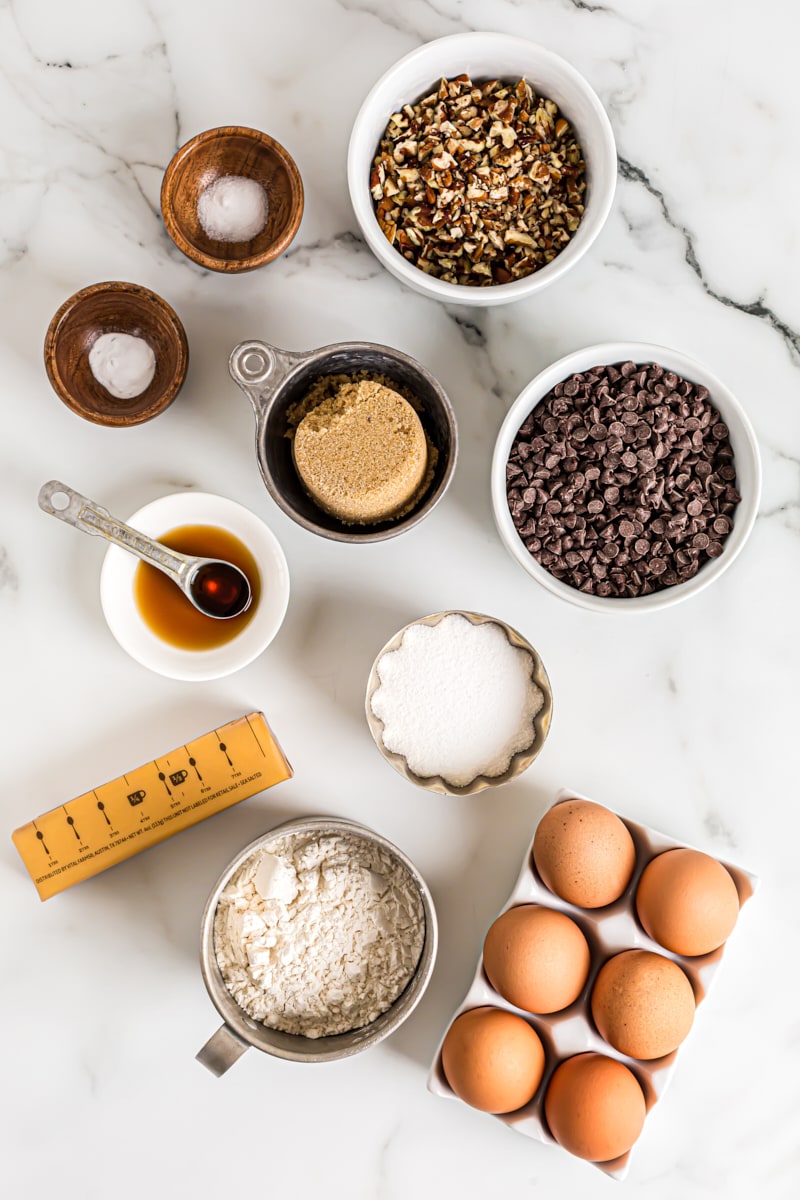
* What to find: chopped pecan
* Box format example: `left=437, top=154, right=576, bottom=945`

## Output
left=369, top=74, right=586, bottom=287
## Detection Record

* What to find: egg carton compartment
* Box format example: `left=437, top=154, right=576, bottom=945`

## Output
left=428, top=787, right=757, bottom=1180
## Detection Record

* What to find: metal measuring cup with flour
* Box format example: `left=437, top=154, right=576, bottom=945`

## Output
left=197, top=817, right=438, bottom=1074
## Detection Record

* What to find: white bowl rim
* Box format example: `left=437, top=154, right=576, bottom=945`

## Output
left=99, top=491, right=290, bottom=679
left=347, top=31, right=618, bottom=307
left=490, top=341, right=762, bottom=613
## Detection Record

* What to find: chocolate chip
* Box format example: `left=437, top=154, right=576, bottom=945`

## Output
left=505, top=360, right=739, bottom=598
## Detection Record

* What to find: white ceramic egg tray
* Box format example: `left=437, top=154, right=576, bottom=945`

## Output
left=427, top=788, right=757, bottom=1180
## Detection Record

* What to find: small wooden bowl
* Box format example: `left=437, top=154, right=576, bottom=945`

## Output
left=44, top=281, right=189, bottom=428
left=160, top=126, right=304, bottom=272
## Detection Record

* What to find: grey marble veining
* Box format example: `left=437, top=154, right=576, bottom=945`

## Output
left=1, top=2, right=798, bottom=1198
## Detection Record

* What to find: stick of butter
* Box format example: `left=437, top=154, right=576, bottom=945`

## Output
left=11, top=712, right=292, bottom=900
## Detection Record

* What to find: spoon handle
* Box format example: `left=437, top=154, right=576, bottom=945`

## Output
left=38, top=481, right=191, bottom=584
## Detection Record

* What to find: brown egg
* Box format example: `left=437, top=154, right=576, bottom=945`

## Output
left=483, top=905, right=591, bottom=1014
left=591, top=950, right=696, bottom=1059
left=440, top=1006, right=545, bottom=1114
left=544, top=1053, right=646, bottom=1162
left=636, top=848, right=740, bottom=956
left=532, top=799, right=636, bottom=908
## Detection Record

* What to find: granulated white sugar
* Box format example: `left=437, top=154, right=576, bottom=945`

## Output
left=370, top=614, right=543, bottom=787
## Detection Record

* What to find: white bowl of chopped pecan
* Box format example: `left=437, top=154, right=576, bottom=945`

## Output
left=347, top=33, right=617, bottom=306
left=490, top=342, right=762, bottom=611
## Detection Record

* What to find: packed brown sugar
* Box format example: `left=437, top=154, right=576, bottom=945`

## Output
left=291, top=376, right=432, bottom=524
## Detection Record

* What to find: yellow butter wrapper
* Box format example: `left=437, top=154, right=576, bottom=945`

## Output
left=12, top=713, right=291, bottom=900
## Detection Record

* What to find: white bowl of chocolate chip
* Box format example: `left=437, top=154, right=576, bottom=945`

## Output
left=491, top=342, right=762, bottom=612
left=347, top=32, right=617, bottom=306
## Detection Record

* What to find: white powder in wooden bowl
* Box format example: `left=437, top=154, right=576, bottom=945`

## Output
left=197, top=175, right=269, bottom=242
left=88, top=332, right=156, bottom=400
left=370, top=614, right=544, bottom=787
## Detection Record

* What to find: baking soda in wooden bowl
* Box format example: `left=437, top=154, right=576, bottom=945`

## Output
left=365, top=611, right=553, bottom=795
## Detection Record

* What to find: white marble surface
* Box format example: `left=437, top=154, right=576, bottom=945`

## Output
left=1, top=1, right=798, bottom=1196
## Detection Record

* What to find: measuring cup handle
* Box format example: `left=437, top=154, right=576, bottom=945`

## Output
left=196, top=1024, right=250, bottom=1076
left=228, top=339, right=303, bottom=420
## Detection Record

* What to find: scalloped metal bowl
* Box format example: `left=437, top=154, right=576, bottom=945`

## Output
left=365, top=610, right=553, bottom=796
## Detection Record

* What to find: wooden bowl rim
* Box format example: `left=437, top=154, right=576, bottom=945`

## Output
left=43, top=279, right=189, bottom=428
left=160, top=125, right=304, bottom=272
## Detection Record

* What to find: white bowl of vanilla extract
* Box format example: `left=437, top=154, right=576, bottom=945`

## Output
left=100, top=492, right=290, bottom=680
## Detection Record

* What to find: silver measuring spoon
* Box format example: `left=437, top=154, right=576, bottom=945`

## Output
left=38, top=481, right=252, bottom=620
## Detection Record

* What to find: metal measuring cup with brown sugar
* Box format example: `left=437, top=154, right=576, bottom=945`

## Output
left=228, top=337, right=458, bottom=542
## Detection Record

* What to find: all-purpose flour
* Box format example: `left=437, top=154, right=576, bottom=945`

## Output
left=214, top=832, right=425, bottom=1038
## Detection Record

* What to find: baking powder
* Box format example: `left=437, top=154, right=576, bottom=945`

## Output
left=214, top=831, right=425, bottom=1038
left=197, top=174, right=269, bottom=242
left=88, top=332, right=156, bottom=400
